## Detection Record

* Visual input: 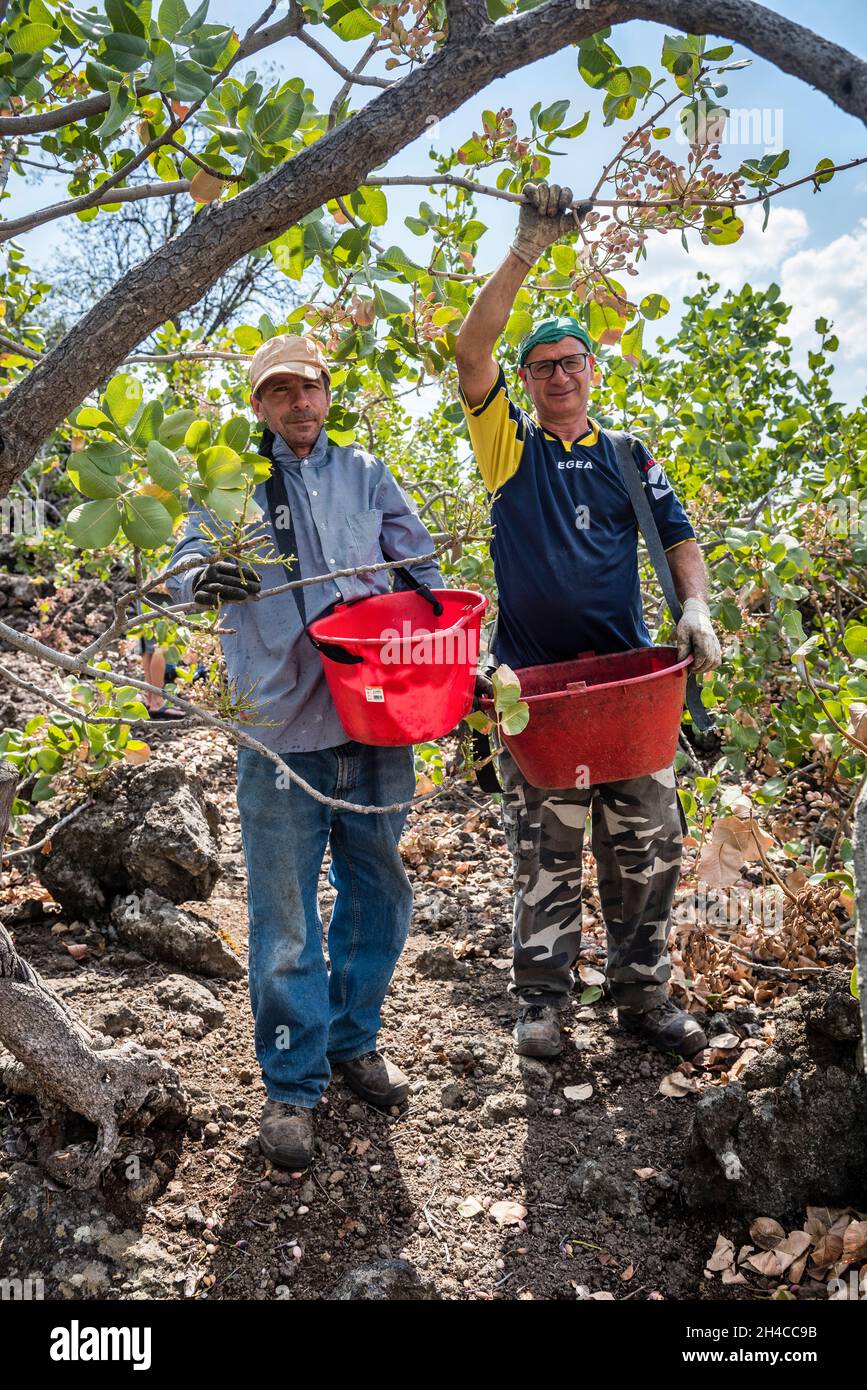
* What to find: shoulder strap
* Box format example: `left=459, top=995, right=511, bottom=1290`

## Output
left=605, top=428, right=712, bottom=732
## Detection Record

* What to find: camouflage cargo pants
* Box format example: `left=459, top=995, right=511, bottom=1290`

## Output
left=498, top=746, right=682, bottom=1013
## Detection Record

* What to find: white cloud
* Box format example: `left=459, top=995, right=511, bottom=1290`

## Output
left=631, top=203, right=809, bottom=315
left=779, top=218, right=867, bottom=362
left=628, top=205, right=867, bottom=404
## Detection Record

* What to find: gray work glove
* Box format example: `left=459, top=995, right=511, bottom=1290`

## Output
left=677, top=597, right=722, bottom=674
left=192, top=558, right=262, bottom=606
left=511, top=181, right=581, bottom=267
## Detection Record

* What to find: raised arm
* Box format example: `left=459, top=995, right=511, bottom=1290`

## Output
left=455, top=183, right=583, bottom=406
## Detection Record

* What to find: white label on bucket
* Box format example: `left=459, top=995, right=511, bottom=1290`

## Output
left=364, top=686, right=385, bottom=703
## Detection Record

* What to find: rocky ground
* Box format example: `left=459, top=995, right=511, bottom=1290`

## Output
left=0, top=645, right=864, bottom=1302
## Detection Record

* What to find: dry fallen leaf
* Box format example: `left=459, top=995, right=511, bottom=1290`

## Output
left=563, top=1084, right=593, bottom=1102
left=743, top=1249, right=784, bottom=1277
left=578, top=963, right=605, bottom=988
left=489, top=1200, right=527, bottom=1227
left=749, top=1216, right=786, bottom=1251
left=348, top=1137, right=371, bottom=1156
left=65, top=942, right=88, bottom=960
left=457, top=1196, right=484, bottom=1219
left=705, top=1234, right=735, bottom=1273
left=843, top=1219, right=867, bottom=1264
left=633, top=1167, right=658, bottom=1181
left=658, top=1071, right=701, bottom=1098
left=706, top=1032, right=740, bottom=1051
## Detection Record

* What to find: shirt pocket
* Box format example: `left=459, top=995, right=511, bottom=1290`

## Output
left=345, top=508, right=384, bottom=571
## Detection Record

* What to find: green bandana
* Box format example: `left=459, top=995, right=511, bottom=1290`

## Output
left=518, top=315, right=594, bottom=366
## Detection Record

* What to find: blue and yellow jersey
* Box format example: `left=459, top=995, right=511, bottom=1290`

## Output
left=460, top=365, right=695, bottom=671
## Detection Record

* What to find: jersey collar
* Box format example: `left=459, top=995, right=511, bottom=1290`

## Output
left=536, top=416, right=600, bottom=451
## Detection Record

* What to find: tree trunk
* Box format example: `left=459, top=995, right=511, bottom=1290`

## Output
left=0, top=762, right=186, bottom=1188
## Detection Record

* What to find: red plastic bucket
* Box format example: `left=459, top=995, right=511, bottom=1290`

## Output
left=485, top=646, right=691, bottom=789
left=308, top=588, right=489, bottom=746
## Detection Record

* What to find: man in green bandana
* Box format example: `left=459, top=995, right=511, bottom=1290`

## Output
left=456, top=182, right=721, bottom=1061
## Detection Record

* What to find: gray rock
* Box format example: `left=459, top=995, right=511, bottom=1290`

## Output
left=88, top=1003, right=143, bottom=1037
left=414, top=947, right=471, bottom=981
left=439, top=1082, right=465, bottom=1110
left=33, top=762, right=222, bottom=917
left=683, top=971, right=867, bottom=1215
left=327, top=1258, right=440, bottom=1301
left=111, top=890, right=243, bottom=979
left=155, top=975, right=225, bottom=1030
left=479, top=1091, right=534, bottom=1126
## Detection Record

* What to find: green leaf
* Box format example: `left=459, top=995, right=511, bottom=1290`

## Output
left=146, top=440, right=182, bottom=490
left=131, top=399, right=164, bottom=447
left=7, top=23, right=59, bottom=54
left=120, top=493, right=174, bottom=548
left=254, top=92, right=304, bottom=144
left=851, top=965, right=860, bottom=1001
left=621, top=318, right=644, bottom=365
left=639, top=292, right=670, bottom=320
left=844, top=625, right=867, bottom=660
left=174, top=58, right=213, bottom=100
left=67, top=498, right=121, bottom=548
left=551, top=244, right=576, bottom=275
left=270, top=226, right=304, bottom=280
left=75, top=406, right=112, bottom=428
left=101, top=31, right=150, bottom=72
left=537, top=98, right=570, bottom=131
left=464, top=709, right=493, bottom=733
left=377, top=245, right=425, bottom=282
left=352, top=186, right=388, bottom=226
left=177, top=0, right=210, bottom=35
left=198, top=444, right=242, bottom=489
left=505, top=308, right=533, bottom=346
left=218, top=416, right=250, bottom=452
left=325, top=0, right=381, bottom=41
left=158, top=0, right=191, bottom=34
left=159, top=409, right=197, bottom=448
left=68, top=456, right=124, bottom=500
left=580, top=986, right=603, bottom=1005
left=96, top=79, right=134, bottom=142
left=105, top=0, right=147, bottom=36
left=103, top=374, right=142, bottom=427
left=813, top=157, right=835, bottom=188
left=501, top=701, right=530, bottom=736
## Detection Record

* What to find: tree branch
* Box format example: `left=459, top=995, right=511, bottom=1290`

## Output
left=1, top=180, right=192, bottom=241
left=0, top=7, right=306, bottom=139
left=2, top=0, right=866, bottom=490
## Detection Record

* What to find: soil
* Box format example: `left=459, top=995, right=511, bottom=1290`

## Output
left=0, top=651, right=861, bottom=1302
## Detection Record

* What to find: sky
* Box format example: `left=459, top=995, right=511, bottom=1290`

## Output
left=9, top=1, right=867, bottom=403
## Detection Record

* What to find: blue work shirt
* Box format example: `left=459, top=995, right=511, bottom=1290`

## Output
left=164, top=427, right=443, bottom=753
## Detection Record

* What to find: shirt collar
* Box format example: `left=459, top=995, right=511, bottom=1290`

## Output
left=536, top=416, right=600, bottom=450
left=271, top=426, right=330, bottom=467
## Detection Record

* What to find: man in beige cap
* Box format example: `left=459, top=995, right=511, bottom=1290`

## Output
left=166, top=333, right=443, bottom=1170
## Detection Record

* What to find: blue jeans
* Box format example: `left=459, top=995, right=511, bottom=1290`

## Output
left=236, top=741, right=416, bottom=1106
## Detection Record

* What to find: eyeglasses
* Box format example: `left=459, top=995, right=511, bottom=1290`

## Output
left=525, top=353, right=591, bottom=380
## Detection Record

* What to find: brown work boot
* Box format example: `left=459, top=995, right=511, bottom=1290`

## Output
left=618, top=999, right=707, bottom=1059
left=258, top=1100, right=315, bottom=1170
left=335, top=1051, right=410, bottom=1108
left=513, top=1003, right=564, bottom=1058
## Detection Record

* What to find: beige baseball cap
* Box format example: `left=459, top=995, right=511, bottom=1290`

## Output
left=248, top=333, right=330, bottom=396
